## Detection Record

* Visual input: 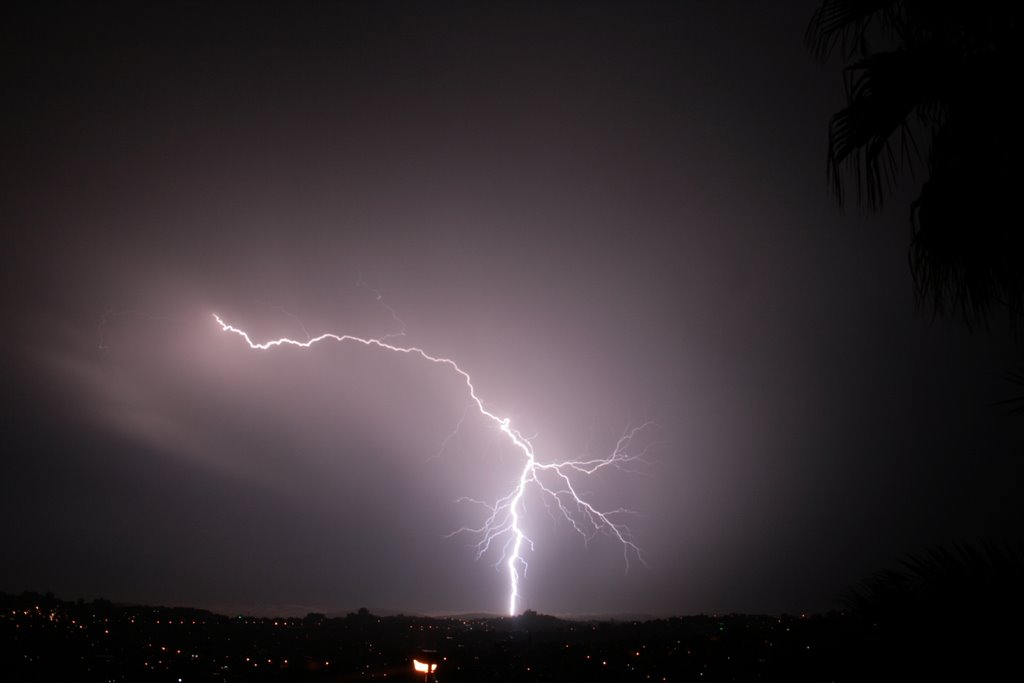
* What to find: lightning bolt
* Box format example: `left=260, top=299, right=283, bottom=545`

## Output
left=213, top=312, right=652, bottom=615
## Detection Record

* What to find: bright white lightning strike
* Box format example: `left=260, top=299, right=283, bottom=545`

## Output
left=213, top=312, right=651, bottom=615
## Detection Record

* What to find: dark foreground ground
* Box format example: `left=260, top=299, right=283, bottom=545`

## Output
left=0, top=590, right=1012, bottom=681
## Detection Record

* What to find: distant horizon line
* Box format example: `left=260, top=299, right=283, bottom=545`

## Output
left=2, top=589, right=817, bottom=621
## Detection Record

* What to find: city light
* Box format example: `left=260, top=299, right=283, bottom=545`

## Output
left=413, top=658, right=437, bottom=673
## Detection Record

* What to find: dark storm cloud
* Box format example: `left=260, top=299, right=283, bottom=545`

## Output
left=3, top=1, right=1022, bottom=616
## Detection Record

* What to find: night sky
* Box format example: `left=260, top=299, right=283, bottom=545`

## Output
left=3, top=1, right=1022, bottom=618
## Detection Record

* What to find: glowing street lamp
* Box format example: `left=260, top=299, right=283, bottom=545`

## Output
left=412, top=649, right=439, bottom=681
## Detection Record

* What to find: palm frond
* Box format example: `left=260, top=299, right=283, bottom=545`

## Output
left=826, top=47, right=944, bottom=208
left=812, top=1, right=1023, bottom=328
left=909, top=88, right=1023, bottom=328
left=840, top=544, right=1024, bottom=680
left=842, top=542, right=1024, bottom=614
left=805, top=0, right=902, bottom=61
left=992, top=370, right=1024, bottom=414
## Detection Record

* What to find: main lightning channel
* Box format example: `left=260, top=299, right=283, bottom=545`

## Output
left=213, top=312, right=649, bottom=615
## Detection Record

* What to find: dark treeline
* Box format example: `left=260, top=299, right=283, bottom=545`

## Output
left=4, top=544, right=1022, bottom=682
left=1, top=592, right=847, bottom=682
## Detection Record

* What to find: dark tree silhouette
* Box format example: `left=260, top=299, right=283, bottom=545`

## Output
left=807, top=1, right=1021, bottom=328
left=840, top=543, right=1024, bottom=679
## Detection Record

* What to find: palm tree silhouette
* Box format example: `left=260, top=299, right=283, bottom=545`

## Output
left=807, top=1, right=1021, bottom=328
left=840, top=543, right=1024, bottom=679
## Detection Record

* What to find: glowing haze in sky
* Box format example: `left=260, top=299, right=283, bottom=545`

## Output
left=213, top=311, right=654, bottom=615
left=3, top=1, right=1023, bottom=617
